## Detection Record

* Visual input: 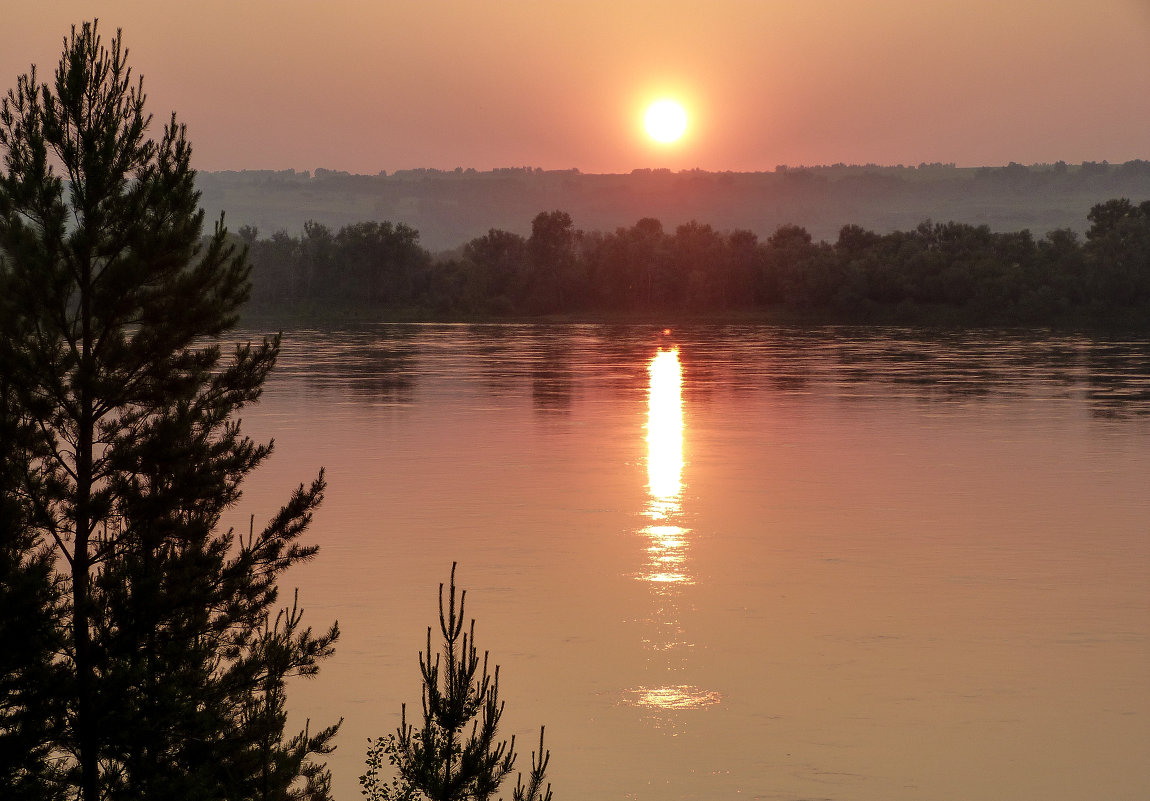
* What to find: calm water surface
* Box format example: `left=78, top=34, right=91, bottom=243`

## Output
left=228, top=324, right=1150, bottom=801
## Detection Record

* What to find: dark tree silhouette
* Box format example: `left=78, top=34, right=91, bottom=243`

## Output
left=361, top=563, right=552, bottom=801
left=240, top=195, right=1150, bottom=326
left=0, top=21, right=339, bottom=801
left=0, top=366, right=67, bottom=800
left=527, top=210, right=576, bottom=312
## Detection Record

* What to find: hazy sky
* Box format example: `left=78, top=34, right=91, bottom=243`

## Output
left=3, top=1, right=1149, bottom=174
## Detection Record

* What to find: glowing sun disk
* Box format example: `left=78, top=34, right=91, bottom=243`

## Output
left=645, top=100, right=688, bottom=143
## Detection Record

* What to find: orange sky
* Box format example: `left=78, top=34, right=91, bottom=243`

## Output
left=2, top=1, right=1149, bottom=174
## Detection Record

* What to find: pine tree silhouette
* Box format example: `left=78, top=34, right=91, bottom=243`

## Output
left=361, top=563, right=551, bottom=801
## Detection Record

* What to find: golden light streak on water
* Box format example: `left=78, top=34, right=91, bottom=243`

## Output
left=641, top=348, right=691, bottom=588
left=646, top=348, right=683, bottom=513
left=626, top=344, right=721, bottom=714
left=643, top=524, right=690, bottom=585
left=622, top=685, right=722, bottom=711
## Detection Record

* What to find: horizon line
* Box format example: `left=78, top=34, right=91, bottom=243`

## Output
left=197, top=159, right=1149, bottom=179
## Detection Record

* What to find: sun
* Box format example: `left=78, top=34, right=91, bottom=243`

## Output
left=644, top=99, right=688, bottom=144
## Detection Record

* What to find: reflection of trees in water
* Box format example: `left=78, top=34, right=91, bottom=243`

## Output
left=264, top=324, right=1150, bottom=419
left=669, top=326, right=1150, bottom=418
left=466, top=323, right=524, bottom=398
left=462, top=325, right=578, bottom=411
left=592, top=326, right=668, bottom=396
left=271, top=325, right=420, bottom=404
left=1082, top=343, right=1150, bottom=418
left=484, top=325, right=1150, bottom=418
left=827, top=331, right=1150, bottom=417
left=530, top=339, right=574, bottom=412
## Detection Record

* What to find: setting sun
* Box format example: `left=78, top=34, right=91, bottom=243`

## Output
left=644, top=99, right=688, bottom=143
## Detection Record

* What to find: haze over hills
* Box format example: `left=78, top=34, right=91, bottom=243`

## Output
left=198, top=161, right=1150, bottom=252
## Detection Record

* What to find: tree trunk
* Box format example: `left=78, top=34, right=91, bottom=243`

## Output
left=74, top=412, right=97, bottom=801
left=75, top=253, right=99, bottom=801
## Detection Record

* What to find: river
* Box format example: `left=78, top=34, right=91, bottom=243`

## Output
left=227, top=323, right=1150, bottom=801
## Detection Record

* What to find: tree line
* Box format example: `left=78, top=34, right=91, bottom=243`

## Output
left=197, top=158, right=1150, bottom=252
left=243, top=200, right=1150, bottom=326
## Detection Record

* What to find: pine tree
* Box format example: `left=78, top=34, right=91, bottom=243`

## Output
left=361, top=563, right=552, bottom=801
left=0, top=21, right=339, bottom=801
left=0, top=362, right=67, bottom=800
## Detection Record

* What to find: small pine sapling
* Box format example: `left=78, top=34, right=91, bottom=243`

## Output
left=361, top=563, right=552, bottom=801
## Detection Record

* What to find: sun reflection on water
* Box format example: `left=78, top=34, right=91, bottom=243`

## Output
left=641, top=348, right=691, bottom=589
left=646, top=348, right=684, bottom=513
left=625, top=344, right=721, bottom=715
left=622, top=685, right=722, bottom=712
left=643, top=524, right=691, bottom=586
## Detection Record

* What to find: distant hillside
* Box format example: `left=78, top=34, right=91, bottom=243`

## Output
left=198, top=161, right=1150, bottom=252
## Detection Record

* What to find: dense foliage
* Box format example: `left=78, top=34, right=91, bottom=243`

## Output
left=244, top=200, right=1150, bottom=325
left=0, top=22, right=338, bottom=801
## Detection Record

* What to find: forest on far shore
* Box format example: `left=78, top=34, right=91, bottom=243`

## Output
left=201, top=160, right=1150, bottom=252
left=241, top=197, right=1150, bottom=327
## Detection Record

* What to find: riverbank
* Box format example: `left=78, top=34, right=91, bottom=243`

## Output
left=240, top=302, right=1150, bottom=334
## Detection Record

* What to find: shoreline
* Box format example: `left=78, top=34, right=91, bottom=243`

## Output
left=239, top=305, right=1150, bottom=335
